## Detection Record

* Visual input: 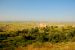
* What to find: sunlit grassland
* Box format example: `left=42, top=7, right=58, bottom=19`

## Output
left=16, top=42, right=75, bottom=50
left=0, top=21, right=75, bottom=50
left=0, top=21, right=75, bottom=30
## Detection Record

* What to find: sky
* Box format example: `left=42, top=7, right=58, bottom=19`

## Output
left=0, top=0, right=75, bottom=22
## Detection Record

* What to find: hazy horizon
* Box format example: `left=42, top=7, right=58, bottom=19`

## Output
left=0, top=0, right=75, bottom=22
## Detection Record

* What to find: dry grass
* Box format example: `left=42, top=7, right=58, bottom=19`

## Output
left=16, top=42, right=75, bottom=50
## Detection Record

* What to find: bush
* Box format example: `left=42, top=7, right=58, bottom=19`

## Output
left=1, top=25, right=75, bottom=49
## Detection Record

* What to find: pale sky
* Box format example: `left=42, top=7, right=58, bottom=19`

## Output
left=0, top=0, right=75, bottom=22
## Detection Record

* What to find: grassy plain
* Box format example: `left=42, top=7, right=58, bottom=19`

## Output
left=0, top=21, right=75, bottom=50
